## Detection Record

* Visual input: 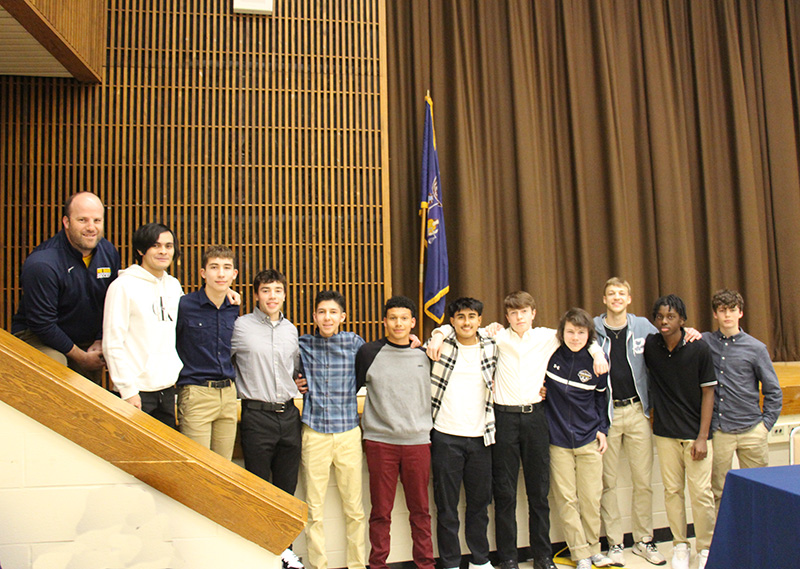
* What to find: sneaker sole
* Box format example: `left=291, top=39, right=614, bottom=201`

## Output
left=632, top=550, right=667, bottom=566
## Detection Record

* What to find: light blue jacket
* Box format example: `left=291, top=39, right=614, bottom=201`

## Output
left=594, top=313, right=657, bottom=419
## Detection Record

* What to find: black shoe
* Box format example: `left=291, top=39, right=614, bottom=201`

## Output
left=533, top=557, right=556, bottom=569
left=495, top=560, right=519, bottom=569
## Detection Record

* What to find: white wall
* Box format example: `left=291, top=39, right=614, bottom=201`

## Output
left=0, top=401, right=281, bottom=569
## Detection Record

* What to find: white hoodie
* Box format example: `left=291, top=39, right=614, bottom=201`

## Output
left=102, top=264, right=183, bottom=399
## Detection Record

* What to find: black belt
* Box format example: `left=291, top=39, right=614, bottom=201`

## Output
left=613, top=395, right=640, bottom=408
left=495, top=402, right=541, bottom=414
left=242, top=399, right=293, bottom=413
left=199, top=379, right=233, bottom=389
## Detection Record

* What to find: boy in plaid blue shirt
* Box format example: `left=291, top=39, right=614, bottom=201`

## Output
left=297, top=290, right=366, bottom=569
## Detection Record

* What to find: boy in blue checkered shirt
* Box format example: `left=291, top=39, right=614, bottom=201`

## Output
left=296, top=290, right=366, bottom=569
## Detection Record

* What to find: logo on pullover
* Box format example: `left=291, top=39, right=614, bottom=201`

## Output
left=152, top=297, right=176, bottom=321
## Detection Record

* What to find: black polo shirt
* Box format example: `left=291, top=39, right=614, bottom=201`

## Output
left=644, top=330, right=717, bottom=440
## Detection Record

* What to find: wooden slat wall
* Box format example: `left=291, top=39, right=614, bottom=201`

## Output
left=1, top=0, right=391, bottom=340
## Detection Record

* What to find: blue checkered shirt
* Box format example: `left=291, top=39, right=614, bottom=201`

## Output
left=299, top=330, right=365, bottom=433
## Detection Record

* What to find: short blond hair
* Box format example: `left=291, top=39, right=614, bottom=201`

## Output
left=604, top=277, right=631, bottom=296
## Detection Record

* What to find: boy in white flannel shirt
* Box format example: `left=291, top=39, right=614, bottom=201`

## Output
left=429, top=297, right=498, bottom=569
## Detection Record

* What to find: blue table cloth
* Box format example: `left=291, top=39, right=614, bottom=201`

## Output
left=707, top=465, right=800, bottom=569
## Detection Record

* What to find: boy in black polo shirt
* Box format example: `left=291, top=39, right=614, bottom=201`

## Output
left=644, top=295, right=716, bottom=569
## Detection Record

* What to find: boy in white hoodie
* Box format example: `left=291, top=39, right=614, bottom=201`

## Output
left=103, top=222, right=184, bottom=428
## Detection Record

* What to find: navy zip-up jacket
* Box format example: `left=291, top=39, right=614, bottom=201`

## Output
left=12, top=230, right=120, bottom=353
left=544, top=344, right=610, bottom=449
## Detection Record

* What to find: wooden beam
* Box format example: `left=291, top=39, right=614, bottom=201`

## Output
left=0, top=0, right=103, bottom=83
left=0, top=329, right=307, bottom=554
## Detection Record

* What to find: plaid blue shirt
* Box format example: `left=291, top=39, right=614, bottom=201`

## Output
left=299, top=330, right=365, bottom=433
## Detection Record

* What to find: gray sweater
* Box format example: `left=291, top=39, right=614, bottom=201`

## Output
left=356, top=338, right=433, bottom=445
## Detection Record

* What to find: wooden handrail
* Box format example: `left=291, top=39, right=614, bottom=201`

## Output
left=0, top=329, right=307, bottom=554
left=774, top=362, right=800, bottom=415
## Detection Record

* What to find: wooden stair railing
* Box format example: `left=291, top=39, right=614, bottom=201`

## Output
left=0, top=328, right=307, bottom=554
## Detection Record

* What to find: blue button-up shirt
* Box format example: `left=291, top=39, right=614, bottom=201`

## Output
left=299, top=330, right=365, bottom=434
left=702, top=329, right=783, bottom=433
left=176, top=288, right=239, bottom=386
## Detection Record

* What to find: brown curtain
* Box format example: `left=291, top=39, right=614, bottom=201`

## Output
left=386, top=0, right=800, bottom=359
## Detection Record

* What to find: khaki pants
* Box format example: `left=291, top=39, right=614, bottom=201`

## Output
left=654, top=436, right=715, bottom=551
left=177, top=383, right=238, bottom=460
left=301, top=425, right=366, bottom=569
left=711, top=422, right=769, bottom=513
left=601, top=401, right=654, bottom=545
left=550, top=442, right=603, bottom=561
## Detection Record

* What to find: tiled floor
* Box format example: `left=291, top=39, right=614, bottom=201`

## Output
left=519, top=538, right=703, bottom=569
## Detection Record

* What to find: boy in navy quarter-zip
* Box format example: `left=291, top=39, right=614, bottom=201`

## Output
left=544, top=308, right=613, bottom=569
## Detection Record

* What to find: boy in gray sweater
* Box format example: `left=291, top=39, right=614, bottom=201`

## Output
left=355, top=296, right=434, bottom=569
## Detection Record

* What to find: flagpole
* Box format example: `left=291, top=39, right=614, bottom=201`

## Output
left=418, top=205, right=427, bottom=339
left=418, top=89, right=432, bottom=339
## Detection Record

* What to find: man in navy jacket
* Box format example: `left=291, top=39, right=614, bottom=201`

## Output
left=12, top=191, right=120, bottom=382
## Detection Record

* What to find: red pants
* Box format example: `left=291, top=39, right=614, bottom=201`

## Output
left=364, top=440, right=435, bottom=569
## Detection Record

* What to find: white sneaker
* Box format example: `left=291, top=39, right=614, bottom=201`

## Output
left=607, top=544, right=625, bottom=566
left=469, top=563, right=492, bottom=569
left=281, top=548, right=304, bottom=569
left=670, top=543, right=689, bottom=569
left=576, top=559, right=592, bottom=569
left=633, top=540, right=667, bottom=566
left=591, top=553, right=616, bottom=567
left=697, top=549, right=709, bottom=569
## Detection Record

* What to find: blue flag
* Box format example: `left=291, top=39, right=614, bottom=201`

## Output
left=419, top=95, right=449, bottom=323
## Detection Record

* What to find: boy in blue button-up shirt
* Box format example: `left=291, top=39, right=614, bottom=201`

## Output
left=176, top=246, right=240, bottom=459
left=702, top=289, right=782, bottom=514
left=296, top=290, right=366, bottom=569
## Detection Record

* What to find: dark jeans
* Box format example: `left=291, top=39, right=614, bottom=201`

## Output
left=431, top=430, right=492, bottom=568
left=140, top=386, right=178, bottom=429
left=240, top=400, right=302, bottom=495
left=493, top=405, right=551, bottom=561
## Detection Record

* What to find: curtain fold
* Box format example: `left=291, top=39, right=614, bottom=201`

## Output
left=387, top=0, right=800, bottom=358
